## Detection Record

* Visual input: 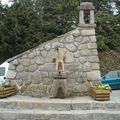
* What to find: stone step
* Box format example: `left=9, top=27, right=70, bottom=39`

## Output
left=0, top=109, right=119, bottom=120
left=0, top=95, right=119, bottom=111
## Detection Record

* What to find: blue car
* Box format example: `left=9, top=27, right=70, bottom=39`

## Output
left=101, top=70, right=120, bottom=89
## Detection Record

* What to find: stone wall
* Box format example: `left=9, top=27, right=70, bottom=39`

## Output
left=6, top=27, right=101, bottom=97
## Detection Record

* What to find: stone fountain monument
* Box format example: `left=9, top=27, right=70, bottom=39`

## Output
left=6, top=2, right=101, bottom=98
left=52, top=46, right=68, bottom=98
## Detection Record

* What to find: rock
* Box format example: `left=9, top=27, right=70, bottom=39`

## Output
left=91, top=49, right=98, bottom=55
left=81, top=29, right=95, bottom=36
left=16, top=65, right=24, bottom=72
left=65, top=52, right=75, bottom=63
left=19, top=58, right=30, bottom=66
left=72, top=85, right=81, bottom=93
left=23, top=91, right=32, bottom=96
left=52, top=42, right=60, bottom=48
left=9, top=63, right=15, bottom=70
left=30, top=71, right=42, bottom=84
left=88, top=56, right=99, bottom=62
left=90, top=36, right=96, bottom=43
left=27, top=84, right=39, bottom=91
left=17, top=72, right=30, bottom=80
left=44, top=43, right=51, bottom=51
left=79, top=57, right=87, bottom=64
left=41, top=50, right=48, bottom=58
left=65, top=35, right=74, bottom=43
left=76, top=72, right=86, bottom=84
left=75, top=36, right=82, bottom=42
left=65, top=43, right=77, bottom=52
left=80, top=49, right=91, bottom=56
left=23, top=66, right=29, bottom=72
left=39, top=65, right=46, bottom=71
left=16, top=80, right=23, bottom=86
left=7, top=70, right=17, bottom=79
left=28, top=50, right=37, bottom=58
left=72, top=29, right=80, bottom=37
left=39, top=46, right=44, bottom=51
left=35, top=48, right=40, bottom=56
left=91, top=63, right=100, bottom=70
left=25, top=80, right=32, bottom=86
left=80, top=44, right=88, bottom=50
left=38, top=84, right=47, bottom=95
left=47, top=85, right=53, bottom=96
left=87, top=43, right=97, bottom=49
left=78, top=45, right=82, bottom=50
left=67, top=78, right=77, bottom=86
left=65, top=63, right=79, bottom=71
left=21, top=54, right=28, bottom=58
left=21, top=85, right=27, bottom=93
left=41, top=72, right=49, bottom=78
left=74, top=52, right=80, bottom=58
left=45, top=49, right=55, bottom=63
left=35, top=56, right=45, bottom=65
left=42, top=78, right=53, bottom=85
left=59, top=43, right=64, bottom=47
left=81, top=37, right=89, bottom=44
left=48, top=72, right=53, bottom=77
left=29, top=64, right=38, bottom=72
left=83, top=62, right=91, bottom=72
left=30, top=59, right=35, bottom=65
left=87, top=71, right=101, bottom=81
left=74, top=41, right=80, bottom=47
left=80, top=82, right=89, bottom=93
left=31, top=77, right=41, bottom=84
left=44, top=63, right=56, bottom=72
left=68, top=71, right=79, bottom=79
left=12, top=59, right=18, bottom=65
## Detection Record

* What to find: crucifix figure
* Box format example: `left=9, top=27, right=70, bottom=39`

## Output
left=53, top=46, right=67, bottom=76
left=52, top=46, right=67, bottom=98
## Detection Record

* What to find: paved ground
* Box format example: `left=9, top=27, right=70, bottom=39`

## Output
left=110, top=90, right=120, bottom=100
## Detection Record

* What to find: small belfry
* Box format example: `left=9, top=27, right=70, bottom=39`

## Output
left=78, top=2, right=96, bottom=27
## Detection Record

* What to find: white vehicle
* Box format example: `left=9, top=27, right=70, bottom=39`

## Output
left=0, top=62, right=9, bottom=84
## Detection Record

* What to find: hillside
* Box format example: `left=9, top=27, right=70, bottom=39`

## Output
left=99, top=51, right=120, bottom=75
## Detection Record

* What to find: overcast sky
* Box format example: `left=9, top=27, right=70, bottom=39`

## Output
left=1, top=0, right=118, bottom=14
left=1, top=0, right=12, bottom=5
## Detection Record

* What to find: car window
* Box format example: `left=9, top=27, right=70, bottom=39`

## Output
left=111, top=72, right=118, bottom=78
left=0, top=67, right=5, bottom=76
left=118, top=72, right=120, bottom=77
left=105, top=71, right=120, bottom=78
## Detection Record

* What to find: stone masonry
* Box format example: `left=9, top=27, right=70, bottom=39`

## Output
left=6, top=2, right=101, bottom=97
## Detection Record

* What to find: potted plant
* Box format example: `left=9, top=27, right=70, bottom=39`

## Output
left=90, top=83, right=111, bottom=101
left=0, top=81, right=16, bottom=98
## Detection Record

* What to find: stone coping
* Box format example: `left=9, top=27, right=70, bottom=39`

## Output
left=0, top=90, right=120, bottom=104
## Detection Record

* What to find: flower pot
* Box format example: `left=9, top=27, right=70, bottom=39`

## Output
left=90, top=87, right=110, bottom=101
left=0, top=85, right=16, bottom=98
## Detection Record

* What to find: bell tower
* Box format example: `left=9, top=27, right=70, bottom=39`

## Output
left=78, top=2, right=96, bottom=28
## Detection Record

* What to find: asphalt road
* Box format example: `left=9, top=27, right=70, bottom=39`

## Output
left=111, top=90, right=120, bottom=100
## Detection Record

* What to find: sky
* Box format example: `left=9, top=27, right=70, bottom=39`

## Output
left=1, top=0, right=118, bottom=14
left=1, top=0, right=12, bottom=5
